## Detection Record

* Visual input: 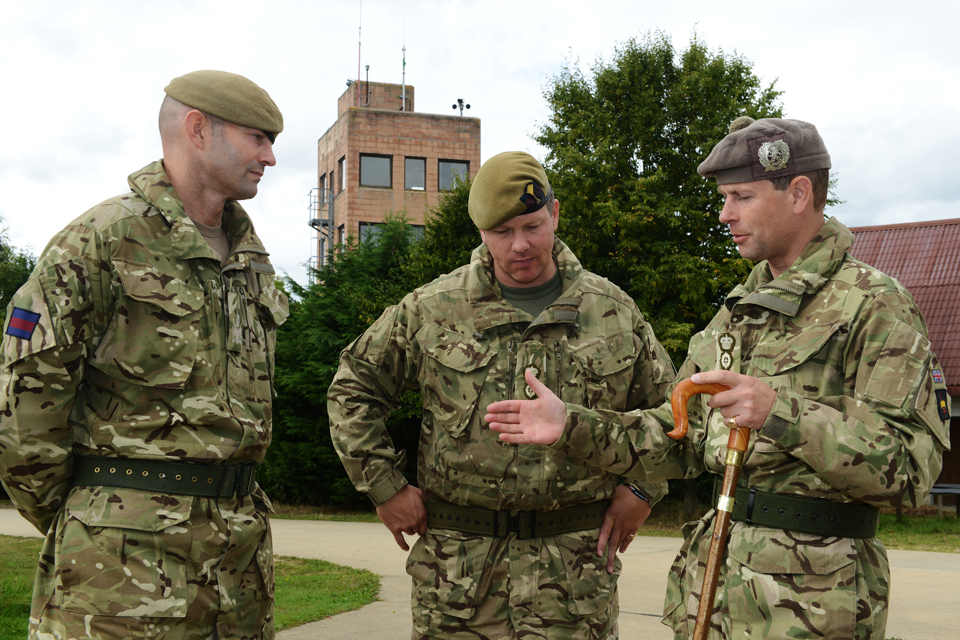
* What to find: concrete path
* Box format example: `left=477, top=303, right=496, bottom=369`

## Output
left=2, top=510, right=958, bottom=639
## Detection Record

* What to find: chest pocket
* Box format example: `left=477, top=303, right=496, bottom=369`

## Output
left=89, top=261, right=204, bottom=389
left=691, top=321, right=849, bottom=401
left=419, top=324, right=495, bottom=438
left=570, top=333, right=640, bottom=410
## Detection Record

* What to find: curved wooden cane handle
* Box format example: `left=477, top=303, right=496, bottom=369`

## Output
left=667, top=379, right=731, bottom=440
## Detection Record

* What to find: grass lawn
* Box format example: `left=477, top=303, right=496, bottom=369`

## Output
left=0, top=534, right=378, bottom=640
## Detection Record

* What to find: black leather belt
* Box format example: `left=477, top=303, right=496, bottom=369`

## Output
left=73, top=457, right=258, bottom=498
left=730, top=485, right=879, bottom=538
left=425, top=500, right=610, bottom=539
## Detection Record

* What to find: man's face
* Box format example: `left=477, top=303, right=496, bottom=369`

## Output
left=718, top=179, right=799, bottom=275
left=480, top=199, right=560, bottom=288
left=203, top=120, right=277, bottom=201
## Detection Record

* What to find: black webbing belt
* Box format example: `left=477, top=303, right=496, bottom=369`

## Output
left=727, top=484, right=879, bottom=538
left=426, top=500, right=611, bottom=539
left=73, top=457, right=258, bottom=498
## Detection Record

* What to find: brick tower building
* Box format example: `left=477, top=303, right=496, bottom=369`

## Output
left=310, top=80, right=481, bottom=267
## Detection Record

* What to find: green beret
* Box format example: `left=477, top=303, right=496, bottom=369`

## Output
left=469, top=151, right=551, bottom=230
left=164, top=70, right=283, bottom=142
left=698, top=118, right=830, bottom=185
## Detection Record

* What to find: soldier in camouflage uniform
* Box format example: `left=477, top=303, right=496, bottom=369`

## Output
left=487, top=119, right=950, bottom=640
left=0, top=70, right=288, bottom=640
left=327, top=151, right=676, bottom=639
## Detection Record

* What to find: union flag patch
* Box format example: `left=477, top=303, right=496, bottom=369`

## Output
left=933, top=369, right=945, bottom=384
left=5, top=307, right=41, bottom=340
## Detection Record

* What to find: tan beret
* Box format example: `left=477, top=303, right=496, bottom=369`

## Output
left=165, top=70, right=283, bottom=142
left=698, top=118, right=830, bottom=185
left=469, top=151, right=551, bottom=230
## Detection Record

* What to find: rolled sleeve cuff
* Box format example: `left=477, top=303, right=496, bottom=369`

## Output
left=366, top=472, right=409, bottom=507
left=762, top=383, right=804, bottom=442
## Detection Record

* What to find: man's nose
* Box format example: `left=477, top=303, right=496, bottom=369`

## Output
left=719, top=199, right=734, bottom=223
left=260, top=141, right=277, bottom=167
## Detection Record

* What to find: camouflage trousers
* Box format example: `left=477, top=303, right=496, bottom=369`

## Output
left=663, top=513, right=890, bottom=639
left=29, top=485, right=275, bottom=640
left=406, top=527, right=620, bottom=640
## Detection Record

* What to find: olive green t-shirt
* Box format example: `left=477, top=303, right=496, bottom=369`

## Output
left=498, top=267, right=563, bottom=318
left=193, top=219, right=230, bottom=265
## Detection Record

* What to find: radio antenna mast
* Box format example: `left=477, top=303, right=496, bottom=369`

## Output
left=357, top=0, right=362, bottom=107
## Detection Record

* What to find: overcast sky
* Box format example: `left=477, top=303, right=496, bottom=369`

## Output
left=2, top=0, right=958, bottom=283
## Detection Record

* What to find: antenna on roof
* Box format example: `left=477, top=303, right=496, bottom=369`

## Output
left=401, top=23, right=407, bottom=111
left=357, top=0, right=362, bottom=107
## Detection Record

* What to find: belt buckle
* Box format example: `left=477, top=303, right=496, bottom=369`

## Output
left=233, top=463, right=257, bottom=497
left=509, top=511, right=536, bottom=539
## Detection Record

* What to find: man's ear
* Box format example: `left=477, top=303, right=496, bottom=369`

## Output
left=184, top=110, right=207, bottom=150
left=790, top=175, right=813, bottom=214
left=479, top=229, right=488, bottom=244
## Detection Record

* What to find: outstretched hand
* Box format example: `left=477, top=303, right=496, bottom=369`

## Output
left=485, top=369, right=567, bottom=445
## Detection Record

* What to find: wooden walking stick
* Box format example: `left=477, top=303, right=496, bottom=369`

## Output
left=668, top=378, right=751, bottom=640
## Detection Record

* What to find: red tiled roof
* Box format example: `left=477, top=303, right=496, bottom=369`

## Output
left=849, top=218, right=960, bottom=394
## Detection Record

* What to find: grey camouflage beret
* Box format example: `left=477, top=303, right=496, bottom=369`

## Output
left=698, top=118, right=830, bottom=185
left=469, top=151, right=551, bottom=230
left=165, top=70, right=283, bottom=142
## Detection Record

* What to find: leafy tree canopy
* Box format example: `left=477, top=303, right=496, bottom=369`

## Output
left=0, top=219, right=37, bottom=323
left=262, top=214, right=422, bottom=506
left=537, top=30, right=784, bottom=362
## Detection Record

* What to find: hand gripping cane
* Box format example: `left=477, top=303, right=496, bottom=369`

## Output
left=667, top=379, right=751, bottom=640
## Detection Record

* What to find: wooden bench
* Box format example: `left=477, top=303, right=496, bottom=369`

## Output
left=929, top=484, right=960, bottom=518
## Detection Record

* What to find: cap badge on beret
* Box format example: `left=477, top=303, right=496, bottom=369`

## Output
left=758, top=140, right=790, bottom=172
left=746, top=133, right=797, bottom=180
left=519, top=181, right=548, bottom=213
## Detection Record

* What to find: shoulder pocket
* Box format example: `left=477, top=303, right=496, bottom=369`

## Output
left=88, top=261, right=204, bottom=389
left=862, top=319, right=929, bottom=409
left=3, top=261, right=97, bottom=366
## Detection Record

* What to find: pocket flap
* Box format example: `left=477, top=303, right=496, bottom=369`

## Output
left=65, top=485, right=194, bottom=532
left=727, top=524, right=855, bottom=575
left=115, top=260, right=205, bottom=317
left=571, top=333, right=638, bottom=377
left=420, top=324, right=495, bottom=372
left=748, top=321, right=848, bottom=377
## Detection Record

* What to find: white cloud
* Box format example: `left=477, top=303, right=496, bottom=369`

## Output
left=2, top=0, right=958, bottom=282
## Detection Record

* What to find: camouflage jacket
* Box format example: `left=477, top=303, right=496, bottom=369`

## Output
left=554, top=217, right=949, bottom=638
left=0, top=160, right=289, bottom=533
left=328, top=239, right=675, bottom=511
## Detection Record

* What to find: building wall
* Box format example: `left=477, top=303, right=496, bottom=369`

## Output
left=317, top=81, right=480, bottom=247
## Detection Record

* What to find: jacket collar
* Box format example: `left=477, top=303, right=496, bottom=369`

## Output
left=128, top=160, right=269, bottom=265
left=725, top=217, right=853, bottom=317
left=469, top=238, right=584, bottom=332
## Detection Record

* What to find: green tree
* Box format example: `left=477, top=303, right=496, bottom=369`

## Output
left=402, top=175, right=478, bottom=288
left=537, top=31, right=784, bottom=362
left=261, top=215, right=422, bottom=507
left=0, top=221, right=37, bottom=323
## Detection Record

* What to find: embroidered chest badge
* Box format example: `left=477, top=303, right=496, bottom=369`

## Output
left=758, top=140, right=790, bottom=172
left=718, top=332, right=736, bottom=371
left=525, top=366, right=541, bottom=398
left=5, top=307, right=41, bottom=340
